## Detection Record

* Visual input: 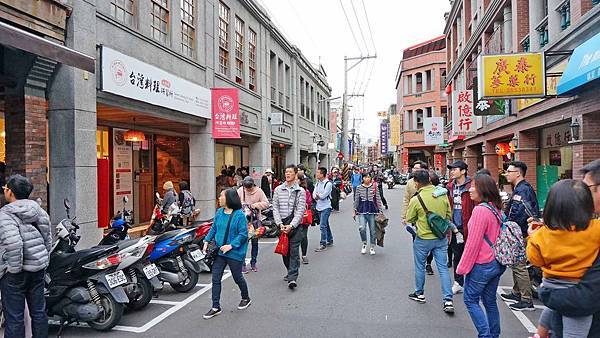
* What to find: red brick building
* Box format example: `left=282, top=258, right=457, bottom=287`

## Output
left=444, top=0, right=600, bottom=206
left=395, top=36, right=449, bottom=174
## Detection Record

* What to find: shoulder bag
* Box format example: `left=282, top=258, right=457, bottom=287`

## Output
left=416, top=193, right=451, bottom=239
left=205, top=212, right=234, bottom=260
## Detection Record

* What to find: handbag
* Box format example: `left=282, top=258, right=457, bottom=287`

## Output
left=205, top=212, right=234, bottom=260
left=302, top=208, right=313, bottom=225
left=281, top=190, right=299, bottom=225
left=274, top=232, right=289, bottom=256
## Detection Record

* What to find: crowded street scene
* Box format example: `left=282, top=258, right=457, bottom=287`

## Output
left=0, top=0, right=599, bottom=337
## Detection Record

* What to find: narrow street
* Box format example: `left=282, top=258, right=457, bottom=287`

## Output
left=54, top=186, right=542, bottom=338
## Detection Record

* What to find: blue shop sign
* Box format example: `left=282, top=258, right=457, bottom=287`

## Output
left=557, top=31, right=600, bottom=95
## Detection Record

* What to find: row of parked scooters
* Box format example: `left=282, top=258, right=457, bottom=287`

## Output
left=45, top=195, right=216, bottom=335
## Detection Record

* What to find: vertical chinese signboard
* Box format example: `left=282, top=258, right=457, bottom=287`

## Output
left=452, top=90, right=476, bottom=136
left=112, top=128, right=133, bottom=214
left=390, top=115, right=401, bottom=146
left=477, top=53, right=545, bottom=99
left=380, top=123, right=389, bottom=156
left=211, top=88, right=240, bottom=139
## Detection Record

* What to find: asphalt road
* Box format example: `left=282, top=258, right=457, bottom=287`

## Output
left=49, top=186, right=543, bottom=338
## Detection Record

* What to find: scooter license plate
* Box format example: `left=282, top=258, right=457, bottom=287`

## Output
left=143, top=263, right=160, bottom=279
left=190, top=249, right=205, bottom=262
left=106, top=270, right=128, bottom=289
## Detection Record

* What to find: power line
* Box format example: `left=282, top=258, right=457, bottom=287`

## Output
left=360, top=59, right=376, bottom=95
left=339, top=0, right=364, bottom=55
left=284, top=0, right=320, bottom=53
left=350, top=0, right=371, bottom=54
left=360, top=0, right=377, bottom=53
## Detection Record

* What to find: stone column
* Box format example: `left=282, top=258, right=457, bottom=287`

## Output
left=572, top=113, right=600, bottom=180
left=189, top=125, right=215, bottom=218
left=412, top=110, right=418, bottom=130
left=515, top=130, right=538, bottom=191
left=412, top=74, right=417, bottom=95
left=503, top=6, right=513, bottom=53
left=528, top=0, right=543, bottom=50
left=422, top=71, right=428, bottom=92
left=483, top=140, right=500, bottom=184
left=464, top=145, right=479, bottom=177
left=547, top=0, right=562, bottom=44
left=47, top=0, right=99, bottom=248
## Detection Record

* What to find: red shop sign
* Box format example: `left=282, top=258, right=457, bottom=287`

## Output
left=211, top=88, right=240, bottom=139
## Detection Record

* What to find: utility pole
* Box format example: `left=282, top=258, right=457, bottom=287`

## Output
left=341, top=54, right=376, bottom=166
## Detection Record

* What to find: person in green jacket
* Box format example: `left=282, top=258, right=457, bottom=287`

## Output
left=405, top=169, right=454, bottom=314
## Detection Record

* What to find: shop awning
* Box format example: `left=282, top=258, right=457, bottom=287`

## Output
left=448, top=130, right=465, bottom=143
left=557, top=31, right=600, bottom=96
left=0, top=21, right=95, bottom=73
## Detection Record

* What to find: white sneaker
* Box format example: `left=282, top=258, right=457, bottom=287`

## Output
left=361, top=243, right=367, bottom=254
left=452, top=281, right=464, bottom=295
left=369, top=246, right=376, bottom=255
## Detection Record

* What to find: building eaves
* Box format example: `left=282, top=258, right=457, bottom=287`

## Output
left=443, top=0, right=463, bottom=35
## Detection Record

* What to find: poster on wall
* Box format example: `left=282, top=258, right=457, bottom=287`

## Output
left=211, top=88, right=241, bottom=139
left=424, top=117, right=444, bottom=145
left=112, top=128, right=133, bottom=214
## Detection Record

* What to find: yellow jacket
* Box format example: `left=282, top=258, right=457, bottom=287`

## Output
left=402, top=178, right=418, bottom=219
left=527, top=219, right=600, bottom=280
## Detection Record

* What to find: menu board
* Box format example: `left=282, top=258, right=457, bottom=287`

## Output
left=113, top=128, right=133, bottom=213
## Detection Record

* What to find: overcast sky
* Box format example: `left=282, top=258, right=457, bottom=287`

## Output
left=259, top=0, right=451, bottom=142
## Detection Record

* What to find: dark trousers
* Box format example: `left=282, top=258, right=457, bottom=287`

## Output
left=331, top=188, right=340, bottom=210
left=211, top=255, right=249, bottom=309
left=0, top=270, right=48, bottom=338
left=249, top=238, right=259, bottom=266
left=300, top=225, right=308, bottom=256
left=283, top=227, right=305, bottom=282
left=377, top=184, right=388, bottom=208
left=451, top=231, right=465, bottom=286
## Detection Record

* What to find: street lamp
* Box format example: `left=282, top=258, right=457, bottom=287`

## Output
left=570, top=116, right=581, bottom=142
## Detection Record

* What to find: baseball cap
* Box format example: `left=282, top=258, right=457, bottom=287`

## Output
left=447, top=160, right=468, bottom=171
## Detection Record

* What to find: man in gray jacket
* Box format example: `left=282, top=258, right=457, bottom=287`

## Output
left=272, top=164, right=306, bottom=290
left=0, top=174, right=52, bottom=338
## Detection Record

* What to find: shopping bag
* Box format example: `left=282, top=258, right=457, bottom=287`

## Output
left=274, top=232, right=289, bottom=256
left=302, top=209, right=313, bottom=225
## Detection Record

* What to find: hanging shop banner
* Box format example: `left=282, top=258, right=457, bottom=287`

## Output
left=424, top=117, right=444, bottom=145
left=101, top=46, right=211, bottom=118
left=377, top=111, right=388, bottom=119
left=380, top=123, right=389, bottom=155
left=112, top=128, right=133, bottom=214
left=477, top=52, right=545, bottom=99
left=452, top=90, right=476, bottom=136
left=390, top=114, right=401, bottom=146
left=211, top=88, right=240, bottom=139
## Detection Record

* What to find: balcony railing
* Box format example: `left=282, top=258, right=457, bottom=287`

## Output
left=484, top=24, right=503, bottom=54
left=271, top=87, right=276, bottom=103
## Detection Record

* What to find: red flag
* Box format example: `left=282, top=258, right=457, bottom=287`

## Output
left=211, top=88, right=240, bottom=139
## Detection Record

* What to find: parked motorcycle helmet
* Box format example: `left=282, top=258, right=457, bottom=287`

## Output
left=111, top=218, right=126, bottom=230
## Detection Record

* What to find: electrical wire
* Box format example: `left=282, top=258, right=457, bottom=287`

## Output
left=360, top=0, right=377, bottom=54
left=339, top=0, right=364, bottom=55
left=350, top=0, right=371, bottom=54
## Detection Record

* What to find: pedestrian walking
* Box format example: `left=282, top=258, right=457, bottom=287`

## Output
left=313, top=167, right=334, bottom=251
left=350, top=167, right=362, bottom=193
left=405, top=170, right=455, bottom=313
left=457, top=173, right=507, bottom=338
left=272, top=165, right=306, bottom=289
left=202, top=189, right=251, bottom=319
left=297, top=164, right=314, bottom=195
left=403, top=161, right=435, bottom=274
left=161, top=181, right=178, bottom=214
left=500, top=161, right=539, bottom=312
left=237, top=176, right=269, bottom=273
left=330, top=167, right=342, bottom=211
left=178, top=180, right=196, bottom=226
left=261, top=168, right=274, bottom=200
left=353, top=173, right=384, bottom=255
left=0, top=174, right=52, bottom=338
left=537, top=159, right=600, bottom=337
left=446, top=160, right=476, bottom=295
left=298, top=176, right=313, bottom=264
left=527, top=180, right=598, bottom=338
left=372, top=164, right=389, bottom=210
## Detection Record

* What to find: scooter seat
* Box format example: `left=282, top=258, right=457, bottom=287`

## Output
left=155, top=229, right=182, bottom=243
left=49, top=245, right=118, bottom=272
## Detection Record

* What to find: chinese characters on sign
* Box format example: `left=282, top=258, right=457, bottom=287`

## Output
left=112, top=129, right=133, bottom=213
left=101, top=47, right=211, bottom=118
left=424, top=117, right=444, bottom=145
left=541, top=123, right=572, bottom=149
left=452, top=90, right=476, bottom=136
left=380, top=123, right=389, bottom=156
left=478, top=53, right=545, bottom=99
left=390, top=115, right=401, bottom=146
left=211, top=88, right=240, bottom=139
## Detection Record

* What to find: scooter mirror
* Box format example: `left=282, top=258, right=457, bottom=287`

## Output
left=63, top=198, right=71, bottom=210
left=123, top=196, right=129, bottom=204
left=155, top=192, right=160, bottom=199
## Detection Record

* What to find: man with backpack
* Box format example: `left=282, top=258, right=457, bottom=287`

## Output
left=501, top=161, right=539, bottom=312
left=405, top=170, right=454, bottom=314
left=237, top=176, right=269, bottom=273
left=0, top=174, right=52, bottom=338
left=446, top=160, right=475, bottom=295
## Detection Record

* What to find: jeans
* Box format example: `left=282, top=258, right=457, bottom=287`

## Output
left=358, top=214, right=376, bottom=244
left=301, top=226, right=308, bottom=256
left=283, top=226, right=305, bottom=281
left=413, top=237, right=453, bottom=302
left=0, top=270, right=48, bottom=338
left=451, top=231, right=465, bottom=286
left=211, top=255, right=249, bottom=309
left=318, top=208, right=333, bottom=246
left=538, top=278, right=592, bottom=338
left=464, top=260, right=506, bottom=338
left=249, top=238, right=259, bottom=266
left=510, top=261, right=533, bottom=302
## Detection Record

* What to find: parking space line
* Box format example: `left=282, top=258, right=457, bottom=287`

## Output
left=149, top=299, right=180, bottom=306
left=196, top=283, right=211, bottom=287
left=497, top=286, right=540, bottom=334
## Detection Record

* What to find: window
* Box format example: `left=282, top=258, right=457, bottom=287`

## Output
left=593, top=0, right=600, bottom=6
left=234, top=17, right=244, bottom=84
left=218, top=2, right=230, bottom=75
left=416, top=110, right=424, bottom=129
left=110, top=0, right=135, bottom=26
left=300, top=77, right=305, bottom=117
left=440, top=69, right=447, bottom=88
left=180, top=0, right=194, bottom=57
left=249, top=28, right=257, bottom=91
left=537, top=21, right=549, bottom=48
left=151, top=0, right=169, bottom=44
left=557, top=2, right=570, bottom=31
left=521, top=36, right=530, bottom=52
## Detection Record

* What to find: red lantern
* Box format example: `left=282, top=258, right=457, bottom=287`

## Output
left=495, top=143, right=510, bottom=156
left=445, top=83, right=452, bottom=95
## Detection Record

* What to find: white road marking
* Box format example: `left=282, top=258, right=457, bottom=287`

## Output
left=149, top=299, right=180, bottom=306
left=497, top=286, right=541, bottom=333
left=196, top=283, right=211, bottom=287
